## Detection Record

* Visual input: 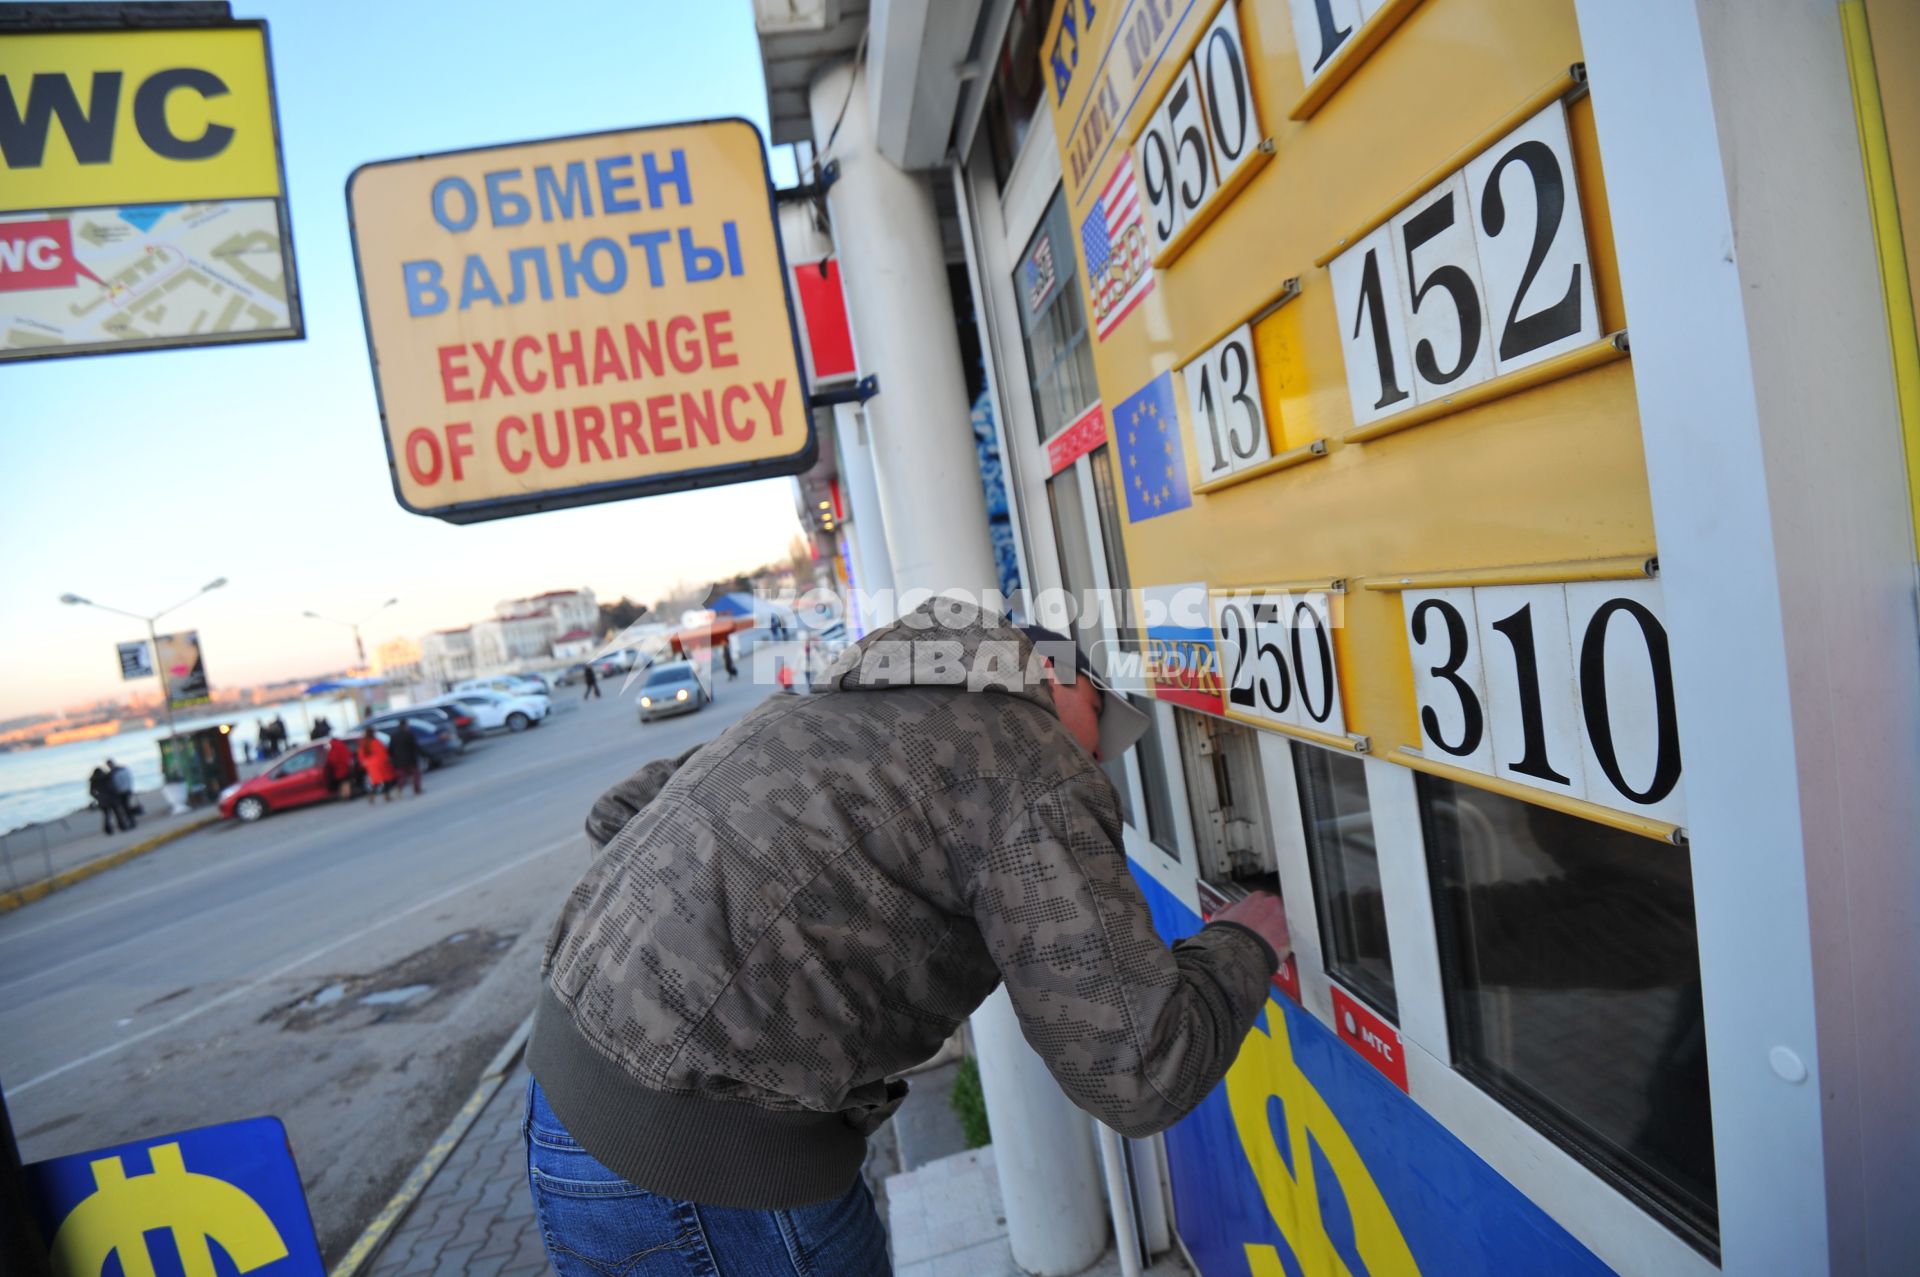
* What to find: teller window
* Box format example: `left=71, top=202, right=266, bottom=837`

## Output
left=1292, top=741, right=1395, bottom=1020
left=1418, top=773, right=1718, bottom=1256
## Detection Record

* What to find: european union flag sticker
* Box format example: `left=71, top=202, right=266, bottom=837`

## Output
left=1113, top=371, right=1191, bottom=522
left=24, top=1116, right=324, bottom=1275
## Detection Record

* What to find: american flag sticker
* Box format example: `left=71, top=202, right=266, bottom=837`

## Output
left=1080, top=153, right=1155, bottom=341
left=1023, top=232, right=1058, bottom=315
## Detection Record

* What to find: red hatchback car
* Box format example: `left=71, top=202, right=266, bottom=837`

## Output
left=219, top=740, right=344, bottom=822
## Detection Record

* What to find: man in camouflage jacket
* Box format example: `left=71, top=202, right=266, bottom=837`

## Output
left=525, top=599, right=1288, bottom=1274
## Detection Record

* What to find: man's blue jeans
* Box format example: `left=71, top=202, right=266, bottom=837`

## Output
left=524, top=1078, right=893, bottom=1276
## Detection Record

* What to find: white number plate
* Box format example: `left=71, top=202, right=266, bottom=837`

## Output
left=1331, top=101, right=1599, bottom=427
left=1402, top=578, right=1684, bottom=824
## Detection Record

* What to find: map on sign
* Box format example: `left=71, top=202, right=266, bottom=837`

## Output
left=0, top=201, right=293, bottom=360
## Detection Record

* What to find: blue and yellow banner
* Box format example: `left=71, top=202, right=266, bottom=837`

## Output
left=25, top=1116, right=323, bottom=1276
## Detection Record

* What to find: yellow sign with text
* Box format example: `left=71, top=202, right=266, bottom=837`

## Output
left=0, top=26, right=283, bottom=211
left=348, top=119, right=814, bottom=523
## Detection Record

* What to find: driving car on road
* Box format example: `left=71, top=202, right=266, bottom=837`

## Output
left=637, top=661, right=708, bottom=723
left=430, top=688, right=549, bottom=733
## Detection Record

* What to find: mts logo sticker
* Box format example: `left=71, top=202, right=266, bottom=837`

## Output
left=1330, top=985, right=1408, bottom=1092
left=0, top=218, right=104, bottom=291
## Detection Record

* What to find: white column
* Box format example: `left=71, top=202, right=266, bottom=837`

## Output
left=1574, top=2, right=1920, bottom=1272
left=832, top=403, right=897, bottom=633
left=808, top=57, right=999, bottom=604
left=969, top=989, right=1108, bottom=1274
left=809, top=53, right=1106, bottom=1274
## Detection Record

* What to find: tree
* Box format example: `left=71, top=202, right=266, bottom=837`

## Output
left=598, top=597, right=649, bottom=634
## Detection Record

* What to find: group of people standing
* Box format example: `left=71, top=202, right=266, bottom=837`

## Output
left=87, top=759, right=139, bottom=835
left=322, top=723, right=424, bottom=804
left=255, top=715, right=293, bottom=759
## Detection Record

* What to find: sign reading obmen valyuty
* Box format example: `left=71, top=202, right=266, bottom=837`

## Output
left=348, top=119, right=814, bottom=523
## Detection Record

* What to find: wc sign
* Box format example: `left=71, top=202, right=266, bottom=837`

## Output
left=0, top=218, right=105, bottom=291
left=0, top=17, right=302, bottom=361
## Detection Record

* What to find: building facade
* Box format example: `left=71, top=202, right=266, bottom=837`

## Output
left=417, top=627, right=475, bottom=691
left=753, top=2, right=1920, bottom=1275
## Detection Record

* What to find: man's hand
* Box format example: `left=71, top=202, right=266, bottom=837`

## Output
left=1211, top=891, right=1292, bottom=969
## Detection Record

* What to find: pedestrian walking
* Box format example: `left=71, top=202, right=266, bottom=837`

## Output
left=524, top=601, right=1290, bottom=1276
left=774, top=658, right=795, bottom=694
left=107, top=758, right=138, bottom=831
left=385, top=721, right=424, bottom=796
left=358, top=732, right=395, bottom=803
left=88, top=765, right=127, bottom=835
left=722, top=641, right=738, bottom=681
left=325, top=735, right=355, bottom=800
left=583, top=663, right=602, bottom=700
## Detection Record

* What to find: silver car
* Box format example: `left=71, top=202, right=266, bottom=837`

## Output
left=637, top=662, right=708, bottom=723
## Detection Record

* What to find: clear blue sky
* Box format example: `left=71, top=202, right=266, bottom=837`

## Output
left=2, top=0, right=809, bottom=719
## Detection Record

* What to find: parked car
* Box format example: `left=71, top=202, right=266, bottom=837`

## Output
left=408, top=703, right=482, bottom=741
left=358, top=711, right=464, bottom=768
left=637, top=662, right=708, bottom=723
left=554, top=663, right=591, bottom=687
left=219, top=742, right=336, bottom=822
left=453, top=675, right=552, bottom=708
left=430, top=688, right=549, bottom=733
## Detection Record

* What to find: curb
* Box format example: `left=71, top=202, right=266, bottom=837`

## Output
left=0, top=814, right=222, bottom=914
left=329, top=1010, right=537, bottom=1277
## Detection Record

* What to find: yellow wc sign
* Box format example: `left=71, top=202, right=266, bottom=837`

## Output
left=0, top=19, right=303, bottom=362
left=24, top=1117, right=322, bottom=1276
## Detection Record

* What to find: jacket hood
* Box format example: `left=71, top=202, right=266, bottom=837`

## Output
left=822, top=597, right=1056, bottom=718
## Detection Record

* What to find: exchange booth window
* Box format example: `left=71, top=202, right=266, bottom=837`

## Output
left=1293, top=742, right=1395, bottom=1019
left=1015, top=189, right=1098, bottom=443
left=1418, top=774, right=1718, bottom=1254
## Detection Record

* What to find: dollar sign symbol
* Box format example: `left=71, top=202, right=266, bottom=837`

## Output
left=48, top=1141, right=288, bottom=1277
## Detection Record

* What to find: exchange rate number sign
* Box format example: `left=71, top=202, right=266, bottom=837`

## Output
left=1402, top=578, right=1683, bottom=825
left=1329, top=101, right=1599, bottom=428
left=1212, top=590, right=1348, bottom=736
left=1182, top=322, right=1274, bottom=483
left=1136, top=0, right=1261, bottom=256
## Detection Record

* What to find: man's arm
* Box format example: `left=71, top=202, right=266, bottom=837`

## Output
left=960, top=773, right=1280, bottom=1139
left=584, top=743, right=705, bottom=852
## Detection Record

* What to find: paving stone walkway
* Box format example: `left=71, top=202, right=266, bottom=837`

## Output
left=363, top=1060, right=1187, bottom=1277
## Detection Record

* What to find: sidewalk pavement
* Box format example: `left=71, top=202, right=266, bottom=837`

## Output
left=361, top=1058, right=1190, bottom=1277
left=0, top=801, right=218, bottom=912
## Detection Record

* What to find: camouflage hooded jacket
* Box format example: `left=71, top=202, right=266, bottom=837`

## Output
left=526, top=600, right=1277, bottom=1210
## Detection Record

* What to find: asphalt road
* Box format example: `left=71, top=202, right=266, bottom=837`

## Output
left=0, top=672, right=776, bottom=1263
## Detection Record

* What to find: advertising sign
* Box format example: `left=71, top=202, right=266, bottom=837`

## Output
left=0, top=20, right=302, bottom=361
left=25, top=1116, right=324, bottom=1276
left=155, top=629, right=210, bottom=710
left=116, top=639, right=152, bottom=680
left=347, top=118, right=815, bottom=523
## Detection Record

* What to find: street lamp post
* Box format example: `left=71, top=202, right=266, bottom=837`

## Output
left=303, top=598, right=398, bottom=671
left=60, top=577, right=228, bottom=741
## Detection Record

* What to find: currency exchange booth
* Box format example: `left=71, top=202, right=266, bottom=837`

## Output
left=947, top=0, right=1920, bottom=1273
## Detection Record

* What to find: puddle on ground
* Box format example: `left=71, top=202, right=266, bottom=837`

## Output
left=264, top=929, right=517, bottom=1031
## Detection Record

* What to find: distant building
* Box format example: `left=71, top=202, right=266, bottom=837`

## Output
left=471, top=612, right=560, bottom=672
left=419, top=627, right=475, bottom=689
left=496, top=588, right=599, bottom=636
left=551, top=629, right=597, bottom=660
left=375, top=636, right=425, bottom=685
